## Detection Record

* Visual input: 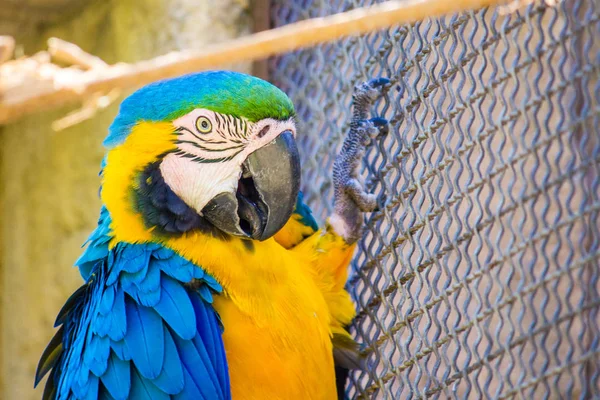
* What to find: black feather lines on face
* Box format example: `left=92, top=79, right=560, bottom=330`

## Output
left=132, top=161, right=229, bottom=240
left=173, top=114, right=246, bottom=164
left=176, top=126, right=244, bottom=151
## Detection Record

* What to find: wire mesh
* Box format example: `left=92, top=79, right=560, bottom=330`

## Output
left=270, top=1, right=600, bottom=398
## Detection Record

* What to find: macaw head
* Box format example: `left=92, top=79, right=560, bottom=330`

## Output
left=101, top=71, right=300, bottom=241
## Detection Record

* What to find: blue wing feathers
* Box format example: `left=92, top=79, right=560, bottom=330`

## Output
left=120, top=263, right=149, bottom=290
left=191, top=335, right=227, bottom=399
left=36, top=207, right=230, bottom=399
left=54, top=282, right=88, bottom=327
left=198, top=284, right=214, bottom=303
left=191, top=332, right=225, bottom=399
left=72, top=370, right=99, bottom=400
left=99, top=387, right=116, bottom=400
left=152, top=247, right=173, bottom=260
left=173, top=365, right=205, bottom=400
left=124, top=297, right=165, bottom=379
left=191, top=294, right=219, bottom=362
left=76, top=246, right=109, bottom=269
left=154, top=275, right=197, bottom=340
left=85, top=335, right=110, bottom=376
left=172, top=334, right=221, bottom=400
left=107, top=287, right=127, bottom=341
left=130, top=369, right=169, bottom=400
left=153, top=327, right=185, bottom=395
left=156, top=254, right=194, bottom=282
left=191, top=293, right=230, bottom=394
left=100, top=353, right=130, bottom=400
left=121, top=246, right=152, bottom=274
left=42, top=369, right=57, bottom=400
left=138, top=262, right=161, bottom=294
left=109, top=340, right=131, bottom=361
left=98, top=285, right=115, bottom=315
left=190, top=292, right=230, bottom=400
left=192, top=265, right=206, bottom=280
left=84, top=375, right=100, bottom=400
left=296, top=191, right=319, bottom=231
left=203, top=274, right=223, bottom=292
left=35, top=326, right=64, bottom=386
left=136, top=287, right=161, bottom=308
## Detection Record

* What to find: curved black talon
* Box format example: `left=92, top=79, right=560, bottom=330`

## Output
left=369, top=117, right=389, bottom=136
left=352, top=78, right=393, bottom=121
left=367, top=77, right=392, bottom=90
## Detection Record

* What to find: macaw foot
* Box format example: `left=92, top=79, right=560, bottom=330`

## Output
left=330, top=78, right=390, bottom=243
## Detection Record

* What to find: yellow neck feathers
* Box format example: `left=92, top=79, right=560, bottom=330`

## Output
left=101, top=121, right=177, bottom=244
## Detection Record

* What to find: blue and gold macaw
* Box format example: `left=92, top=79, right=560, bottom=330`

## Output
left=35, top=71, right=389, bottom=399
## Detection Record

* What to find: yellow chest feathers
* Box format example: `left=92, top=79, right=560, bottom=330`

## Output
left=213, top=265, right=336, bottom=399
left=167, top=235, right=338, bottom=400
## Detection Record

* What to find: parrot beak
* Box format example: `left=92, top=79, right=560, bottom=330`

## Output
left=202, top=131, right=301, bottom=241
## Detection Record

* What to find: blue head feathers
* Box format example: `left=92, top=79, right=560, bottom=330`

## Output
left=105, top=71, right=295, bottom=148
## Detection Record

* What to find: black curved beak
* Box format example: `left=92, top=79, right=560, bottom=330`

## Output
left=202, top=131, right=301, bottom=241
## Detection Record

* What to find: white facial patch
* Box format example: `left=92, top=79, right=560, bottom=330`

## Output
left=160, top=108, right=296, bottom=214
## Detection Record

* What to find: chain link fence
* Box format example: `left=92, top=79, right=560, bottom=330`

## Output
left=270, top=1, right=600, bottom=398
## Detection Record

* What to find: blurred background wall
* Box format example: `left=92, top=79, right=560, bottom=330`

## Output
left=0, top=0, right=255, bottom=398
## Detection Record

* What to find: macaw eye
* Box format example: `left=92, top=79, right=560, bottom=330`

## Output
left=195, top=116, right=212, bottom=134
